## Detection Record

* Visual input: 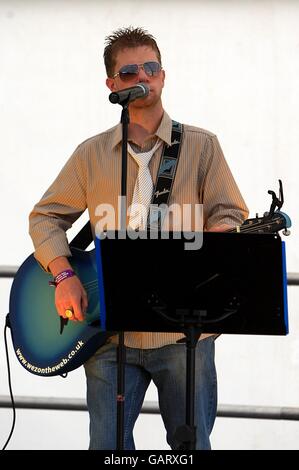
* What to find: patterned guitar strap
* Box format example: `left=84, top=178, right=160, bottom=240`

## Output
left=147, top=120, right=184, bottom=230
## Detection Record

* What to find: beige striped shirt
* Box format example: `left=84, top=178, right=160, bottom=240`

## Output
left=29, top=111, right=248, bottom=349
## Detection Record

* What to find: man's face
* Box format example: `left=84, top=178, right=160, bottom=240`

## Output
left=106, top=46, right=165, bottom=109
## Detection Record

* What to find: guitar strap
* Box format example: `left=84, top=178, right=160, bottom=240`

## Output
left=147, top=120, right=183, bottom=230
left=70, top=120, right=183, bottom=248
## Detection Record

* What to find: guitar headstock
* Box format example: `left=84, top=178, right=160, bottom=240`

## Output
left=231, top=181, right=291, bottom=235
left=236, top=210, right=292, bottom=235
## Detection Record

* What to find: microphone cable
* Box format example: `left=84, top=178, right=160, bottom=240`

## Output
left=2, top=316, right=16, bottom=450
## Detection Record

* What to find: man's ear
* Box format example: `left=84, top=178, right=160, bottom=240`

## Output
left=106, top=77, right=116, bottom=92
left=161, top=69, right=165, bottom=88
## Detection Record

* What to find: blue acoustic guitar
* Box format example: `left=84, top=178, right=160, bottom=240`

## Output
left=8, top=247, right=111, bottom=377
left=8, top=210, right=291, bottom=377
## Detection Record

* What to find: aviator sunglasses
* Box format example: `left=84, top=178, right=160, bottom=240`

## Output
left=113, top=61, right=162, bottom=82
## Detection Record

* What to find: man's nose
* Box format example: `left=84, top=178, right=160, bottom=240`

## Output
left=137, top=66, right=149, bottom=82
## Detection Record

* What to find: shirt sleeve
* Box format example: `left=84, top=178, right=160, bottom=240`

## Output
left=200, top=134, right=249, bottom=230
left=29, top=144, right=87, bottom=270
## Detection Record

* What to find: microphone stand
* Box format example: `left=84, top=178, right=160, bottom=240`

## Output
left=116, top=100, right=130, bottom=450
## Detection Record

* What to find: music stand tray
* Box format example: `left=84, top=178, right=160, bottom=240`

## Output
left=95, top=232, right=288, bottom=336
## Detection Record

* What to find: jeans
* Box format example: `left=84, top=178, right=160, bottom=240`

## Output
left=84, top=336, right=217, bottom=450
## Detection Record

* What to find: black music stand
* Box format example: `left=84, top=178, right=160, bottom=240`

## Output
left=95, top=231, right=288, bottom=449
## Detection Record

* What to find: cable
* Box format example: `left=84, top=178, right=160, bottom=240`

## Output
left=2, top=319, right=16, bottom=450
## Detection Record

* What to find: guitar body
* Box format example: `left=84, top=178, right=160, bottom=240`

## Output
left=8, top=209, right=291, bottom=377
left=9, top=248, right=108, bottom=377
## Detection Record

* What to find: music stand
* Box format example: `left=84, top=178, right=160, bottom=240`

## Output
left=95, top=231, right=288, bottom=449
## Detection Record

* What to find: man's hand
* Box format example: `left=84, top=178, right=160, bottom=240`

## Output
left=55, top=276, right=88, bottom=322
left=49, top=256, right=88, bottom=322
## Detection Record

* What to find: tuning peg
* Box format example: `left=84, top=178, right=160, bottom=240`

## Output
left=283, top=229, right=291, bottom=236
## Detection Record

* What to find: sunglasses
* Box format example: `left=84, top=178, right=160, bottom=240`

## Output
left=112, top=61, right=162, bottom=82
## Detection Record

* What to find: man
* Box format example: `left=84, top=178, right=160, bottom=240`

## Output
left=29, top=26, right=248, bottom=449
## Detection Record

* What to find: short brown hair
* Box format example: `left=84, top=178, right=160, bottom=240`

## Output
left=104, top=26, right=162, bottom=78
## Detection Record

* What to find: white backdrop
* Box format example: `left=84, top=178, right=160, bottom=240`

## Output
left=0, top=0, right=298, bottom=449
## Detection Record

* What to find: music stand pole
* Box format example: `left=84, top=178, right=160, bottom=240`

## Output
left=116, top=101, right=130, bottom=450
left=185, top=326, right=202, bottom=450
left=174, top=319, right=202, bottom=450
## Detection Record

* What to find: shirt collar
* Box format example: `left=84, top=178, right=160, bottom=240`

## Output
left=111, top=111, right=173, bottom=149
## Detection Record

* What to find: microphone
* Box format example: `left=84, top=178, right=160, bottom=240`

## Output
left=109, top=83, right=149, bottom=105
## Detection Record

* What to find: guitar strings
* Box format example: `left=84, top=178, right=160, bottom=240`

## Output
left=81, top=280, right=98, bottom=288
left=228, top=219, right=278, bottom=233
left=83, top=282, right=98, bottom=292
left=237, top=220, right=278, bottom=233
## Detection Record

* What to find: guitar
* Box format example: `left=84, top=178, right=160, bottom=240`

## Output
left=8, top=210, right=291, bottom=377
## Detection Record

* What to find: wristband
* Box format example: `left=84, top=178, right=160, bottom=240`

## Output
left=49, top=269, right=75, bottom=287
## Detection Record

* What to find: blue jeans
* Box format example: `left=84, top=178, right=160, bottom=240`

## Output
left=84, top=337, right=217, bottom=450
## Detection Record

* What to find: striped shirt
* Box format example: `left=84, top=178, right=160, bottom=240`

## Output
left=29, top=111, right=248, bottom=349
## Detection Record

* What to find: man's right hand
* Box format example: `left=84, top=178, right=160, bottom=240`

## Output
left=49, top=256, right=88, bottom=322
left=55, top=276, right=88, bottom=322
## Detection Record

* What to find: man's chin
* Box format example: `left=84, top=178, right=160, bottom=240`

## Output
left=130, top=94, right=159, bottom=109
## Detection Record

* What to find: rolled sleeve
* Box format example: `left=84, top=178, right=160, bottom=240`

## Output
left=29, top=145, right=87, bottom=270
left=201, top=135, right=249, bottom=229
